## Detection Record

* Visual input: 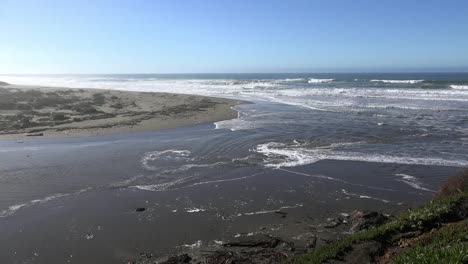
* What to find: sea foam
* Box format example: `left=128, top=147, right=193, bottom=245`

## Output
left=254, top=141, right=468, bottom=168
left=370, top=79, right=424, bottom=84
left=450, top=85, right=468, bottom=90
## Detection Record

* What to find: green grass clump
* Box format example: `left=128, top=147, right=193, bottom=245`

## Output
left=292, top=192, right=467, bottom=264
left=393, top=220, right=468, bottom=264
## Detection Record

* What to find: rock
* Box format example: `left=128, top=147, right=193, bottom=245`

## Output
left=135, top=207, right=146, bottom=212
left=26, top=132, right=44, bottom=137
left=274, top=211, right=288, bottom=218
left=204, top=251, right=237, bottom=264
left=204, top=248, right=290, bottom=264
left=223, top=235, right=283, bottom=248
left=0, top=81, right=9, bottom=86
left=349, top=210, right=389, bottom=233
left=160, top=254, right=192, bottom=264
left=323, top=217, right=341, bottom=228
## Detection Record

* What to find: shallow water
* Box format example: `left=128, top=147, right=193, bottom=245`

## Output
left=0, top=73, right=467, bottom=263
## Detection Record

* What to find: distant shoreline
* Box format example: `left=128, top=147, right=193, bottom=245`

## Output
left=0, top=83, right=244, bottom=139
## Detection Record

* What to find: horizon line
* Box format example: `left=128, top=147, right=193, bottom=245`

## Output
left=2, top=71, right=468, bottom=76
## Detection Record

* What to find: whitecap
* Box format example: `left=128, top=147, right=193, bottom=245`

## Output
left=370, top=79, right=424, bottom=84
left=450, top=85, right=468, bottom=90
left=308, top=78, right=334, bottom=83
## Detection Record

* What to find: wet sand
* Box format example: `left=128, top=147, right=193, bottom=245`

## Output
left=0, top=124, right=460, bottom=263
left=0, top=82, right=243, bottom=139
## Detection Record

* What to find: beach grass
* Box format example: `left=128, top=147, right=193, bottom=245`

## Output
left=291, top=172, right=468, bottom=264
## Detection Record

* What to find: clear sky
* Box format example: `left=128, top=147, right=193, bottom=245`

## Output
left=1, top=0, right=468, bottom=74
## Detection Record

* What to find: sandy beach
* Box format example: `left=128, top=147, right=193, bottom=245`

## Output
left=0, top=82, right=243, bottom=139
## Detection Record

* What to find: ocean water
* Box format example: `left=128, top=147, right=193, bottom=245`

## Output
left=2, top=73, right=468, bottom=169
left=0, top=73, right=467, bottom=262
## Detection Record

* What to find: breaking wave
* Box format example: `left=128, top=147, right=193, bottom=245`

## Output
left=254, top=141, right=468, bottom=168
left=451, top=85, right=468, bottom=90
left=307, top=78, right=334, bottom=83
left=370, top=79, right=424, bottom=84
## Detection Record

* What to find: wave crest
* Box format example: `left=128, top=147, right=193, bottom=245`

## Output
left=450, top=85, right=468, bottom=90
left=370, top=79, right=424, bottom=84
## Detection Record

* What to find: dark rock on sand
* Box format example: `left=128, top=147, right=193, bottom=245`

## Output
left=274, top=211, right=288, bottom=218
left=223, top=234, right=284, bottom=248
left=26, top=132, right=44, bottom=137
left=204, top=249, right=290, bottom=264
left=160, top=254, right=191, bottom=264
left=207, top=234, right=295, bottom=263
left=323, top=217, right=342, bottom=228
left=349, top=210, right=389, bottom=233
left=135, top=207, right=146, bottom=212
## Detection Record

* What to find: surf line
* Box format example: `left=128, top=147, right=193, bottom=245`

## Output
left=277, top=168, right=397, bottom=192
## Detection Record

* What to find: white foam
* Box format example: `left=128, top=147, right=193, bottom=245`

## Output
left=132, top=172, right=262, bottom=192
left=186, top=208, right=206, bottom=213
left=278, top=168, right=397, bottom=192
left=141, top=149, right=192, bottom=170
left=254, top=141, right=468, bottom=168
left=341, top=189, right=390, bottom=203
left=450, top=85, right=468, bottom=90
left=241, top=204, right=303, bottom=216
left=370, top=79, right=424, bottom=84
left=283, top=78, right=308, bottom=82
left=308, top=78, right=334, bottom=83
left=395, top=173, right=435, bottom=192
left=131, top=177, right=189, bottom=192
left=0, top=187, right=92, bottom=217
left=190, top=174, right=257, bottom=187
left=182, top=240, right=202, bottom=248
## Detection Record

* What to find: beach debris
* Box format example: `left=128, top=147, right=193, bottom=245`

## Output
left=135, top=207, right=146, bottom=212
left=85, top=233, right=94, bottom=240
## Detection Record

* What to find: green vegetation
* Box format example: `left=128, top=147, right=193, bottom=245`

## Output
left=393, top=220, right=468, bottom=264
left=292, top=192, right=468, bottom=264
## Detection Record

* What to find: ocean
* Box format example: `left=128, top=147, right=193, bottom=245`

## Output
left=2, top=73, right=468, bottom=168
left=0, top=73, right=467, bottom=262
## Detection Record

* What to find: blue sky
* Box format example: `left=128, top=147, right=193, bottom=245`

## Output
left=1, top=0, right=468, bottom=74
